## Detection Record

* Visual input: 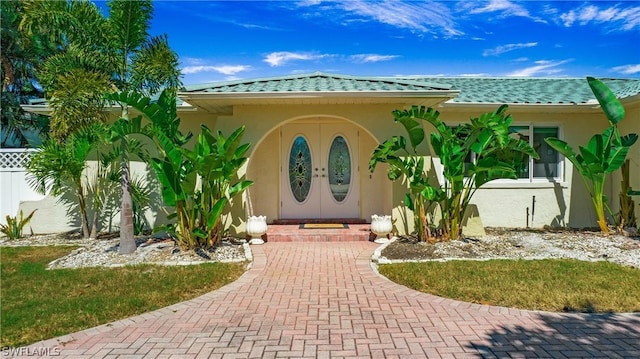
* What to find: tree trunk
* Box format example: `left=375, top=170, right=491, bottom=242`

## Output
left=90, top=211, right=99, bottom=239
left=119, top=156, right=136, bottom=253
left=77, top=183, right=90, bottom=239
left=119, top=106, right=136, bottom=254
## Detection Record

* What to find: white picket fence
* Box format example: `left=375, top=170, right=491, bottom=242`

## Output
left=0, top=149, right=46, bottom=225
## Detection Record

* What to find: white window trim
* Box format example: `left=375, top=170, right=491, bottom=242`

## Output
left=491, top=123, right=564, bottom=185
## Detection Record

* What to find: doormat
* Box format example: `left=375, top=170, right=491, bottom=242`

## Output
left=300, top=223, right=349, bottom=229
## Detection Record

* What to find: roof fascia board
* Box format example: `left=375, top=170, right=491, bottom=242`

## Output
left=21, top=104, right=197, bottom=117
left=436, top=102, right=605, bottom=112
left=179, top=90, right=460, bottom=100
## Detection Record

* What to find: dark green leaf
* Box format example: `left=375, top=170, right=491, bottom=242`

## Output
left=587, top=76, right=625, bottom=125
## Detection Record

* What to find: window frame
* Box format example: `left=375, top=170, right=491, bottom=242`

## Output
left=433, top=122, right=565, bottom=187
left=490, top=123, right=565, bottom=185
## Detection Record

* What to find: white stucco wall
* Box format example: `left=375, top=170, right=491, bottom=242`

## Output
left=17, top=160, right=159, bottom=235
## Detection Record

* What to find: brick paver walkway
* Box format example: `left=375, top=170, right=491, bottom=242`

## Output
left=26, top=242, right=640, bottom=358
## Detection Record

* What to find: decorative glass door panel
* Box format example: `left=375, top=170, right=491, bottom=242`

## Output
left=281, top=122, right=359, bottom=219
left=288, top=136, right=313, bottom=203
left=328, top=136, right=351, bottom=202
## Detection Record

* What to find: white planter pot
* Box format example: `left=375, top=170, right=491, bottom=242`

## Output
left=246, top=215, right=267, bottom=245
left=371, top=214, right=392, bottom=244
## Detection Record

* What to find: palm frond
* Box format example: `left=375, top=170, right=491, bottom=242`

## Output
left=130, top=34, right=182, bottom=94
left=107, top=0, right=152, bottom=77
left=48, top=68, right=111, bottom=140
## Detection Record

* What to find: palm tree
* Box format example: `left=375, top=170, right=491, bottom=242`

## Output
left=1, top=0, right=53, bottom=147
left=21, top=0, right=182, bottom=252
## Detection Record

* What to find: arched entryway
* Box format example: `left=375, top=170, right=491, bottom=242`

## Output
left=245, top=116, right=390, bottom=224
left=280, top=119, right=360, bottom=219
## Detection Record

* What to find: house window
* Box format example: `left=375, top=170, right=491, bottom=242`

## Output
left=509, top=126, right=561, bottom=181
left=457, top=125, right=562, bottom=182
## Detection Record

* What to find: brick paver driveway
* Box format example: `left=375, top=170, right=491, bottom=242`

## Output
left=28, top=242, right=640, bottom=358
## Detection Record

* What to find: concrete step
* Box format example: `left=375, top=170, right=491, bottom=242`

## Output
left=265, top=224, right=373, bottom=242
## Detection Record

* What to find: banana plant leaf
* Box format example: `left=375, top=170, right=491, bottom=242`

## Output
left=621, top=134, right=639, bottom=147
left=206, top=198, right=228, bottom=228
left=605, top=146, right=632, bottom=173
left=587, top=76, right=625, bottom=125
left=229, top=180, right=254, bottom=197
left=393, top=111, right=424, bottom=149
left=151, top=158, right=184, bottom=206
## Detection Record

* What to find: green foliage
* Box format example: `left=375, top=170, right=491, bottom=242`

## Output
left=130, top=176, right=152, bottom=235
left=370, top=107, right=442, bottom=242
left=26, top=123, right=126, bottom=238
left=371, top=105, right=537, bottom=241
left=108, top=91, right=254, bottom=249
left=1, top=0, right=53, bottom=147
left=545, top=77, right=638, bottom=233
left=0, top=210, right=36, bottom=240
left=47, top=68, right=110, bottom=140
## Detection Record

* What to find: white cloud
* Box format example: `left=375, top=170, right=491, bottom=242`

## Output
left=181, top=57, right=206, bottom=66
left=560, top=4, right=640, bottom=30
left=465, top=0, right=545, bottom=22
left=297, top=0, right=463, bottom=37
left=469, top=0, right=525, bottom=15
left=263, top=51, right=330, bottom=67
left=612, top=64, right=640, bottom=75
left=350, top=54, right=399, bottom=63
left=507, top=59, right=572, bottom=77
left=483, top=42, right=538, bottom=57
left=182, top=65, right=251, bottom=75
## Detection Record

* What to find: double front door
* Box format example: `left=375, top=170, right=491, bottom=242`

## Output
left=280, top=122, right=359, bottom=219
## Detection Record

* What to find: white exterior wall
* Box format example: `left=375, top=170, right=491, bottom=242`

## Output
left=0, top=150, right=46, bottom=227
left=14, top=160, right=158, bottom=235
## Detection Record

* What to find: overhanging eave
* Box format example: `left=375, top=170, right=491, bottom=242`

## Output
left=177, top=90, right=460, bottom=114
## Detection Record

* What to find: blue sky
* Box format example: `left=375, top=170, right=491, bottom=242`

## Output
left=106, top=1, right=640, bottom=85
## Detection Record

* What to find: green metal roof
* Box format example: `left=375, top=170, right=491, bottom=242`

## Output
left=182, top=72, right=453, bottom=93
left=181, top=72, right=640, bottom=105
left=398, top=77, right=640, bottom=104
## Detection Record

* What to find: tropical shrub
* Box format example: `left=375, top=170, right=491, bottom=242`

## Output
left=26, top=124, right=107, bottom=239
left=0, top=210, right=36, bottom=240
left=108, top=91, right=253, bottom=250
left=370, top=105, right=538, bottom=242
left=545, top=77, right=638, bottom=233
left=130, top=175, right=153, bottom=235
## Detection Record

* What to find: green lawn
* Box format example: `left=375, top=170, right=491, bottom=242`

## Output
left=0, top=246, right=247, bottom=347
left=379, top=259, right=640, bottom=313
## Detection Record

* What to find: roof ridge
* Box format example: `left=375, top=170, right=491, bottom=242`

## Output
left=182, top=72, right=454, bottom=92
